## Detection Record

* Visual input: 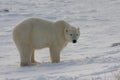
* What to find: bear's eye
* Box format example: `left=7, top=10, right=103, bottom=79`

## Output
left=76, top=34, right=78, bottom=36
left=70, top=34, right=72, bottom=36
left=66, top=30, right=68, bottom=32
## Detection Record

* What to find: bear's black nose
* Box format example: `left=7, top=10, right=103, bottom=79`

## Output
left=73, top=40, right=77, bottom=43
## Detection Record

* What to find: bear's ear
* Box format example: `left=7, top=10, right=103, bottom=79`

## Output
left=64, top=27, right=69, bottom=33
left=65, top=29, right=68, bottom=32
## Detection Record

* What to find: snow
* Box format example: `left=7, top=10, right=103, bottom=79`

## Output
left=0, top=0, right=120, bottom=80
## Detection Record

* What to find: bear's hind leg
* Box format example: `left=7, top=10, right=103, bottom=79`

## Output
left=31, top=51, right=40, bottom=64
left=20, top=45, right=33, bottom=66
left=16, top=43, right=33, bottom=66
left=31, top=50, right=35, bottom=63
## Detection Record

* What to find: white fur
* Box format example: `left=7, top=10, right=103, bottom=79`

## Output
left=13, top=18, right=80, bottom=66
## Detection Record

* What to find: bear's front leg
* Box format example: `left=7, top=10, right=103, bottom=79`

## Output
left=49, top=47, right=61, bottom=63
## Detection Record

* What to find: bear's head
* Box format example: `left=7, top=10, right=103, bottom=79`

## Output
left=64, top=26, right=80, bottom=43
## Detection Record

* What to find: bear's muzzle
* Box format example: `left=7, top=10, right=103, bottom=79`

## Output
left=73, top=40, right=77, bottom=43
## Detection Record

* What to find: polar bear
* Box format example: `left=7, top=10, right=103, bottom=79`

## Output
left=13, top=18, right=80, bottom=66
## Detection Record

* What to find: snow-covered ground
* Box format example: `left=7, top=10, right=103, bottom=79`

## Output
left=0, top=0, right=120, bottom=80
